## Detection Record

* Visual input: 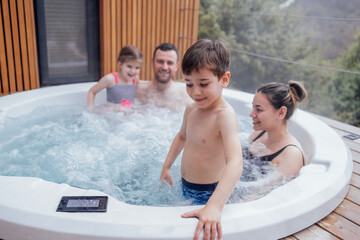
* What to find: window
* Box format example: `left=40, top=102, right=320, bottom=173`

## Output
left=35, top=0, right=99, bottom=85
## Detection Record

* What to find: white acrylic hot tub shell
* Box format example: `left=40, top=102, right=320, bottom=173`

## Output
left=0, top=82, right=352, bottom=240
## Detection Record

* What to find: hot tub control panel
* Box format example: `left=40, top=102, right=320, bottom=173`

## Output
left=56, top=196, right=108, bottom=212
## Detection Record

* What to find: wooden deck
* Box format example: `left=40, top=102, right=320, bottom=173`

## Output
left=284, top=114, right=360, bottom=240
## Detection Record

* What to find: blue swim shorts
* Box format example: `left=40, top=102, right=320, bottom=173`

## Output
left=182, top=178, right=218, bottom=205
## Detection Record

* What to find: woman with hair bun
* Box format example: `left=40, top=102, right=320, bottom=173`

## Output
left=246, top=80, right=307, bottom=175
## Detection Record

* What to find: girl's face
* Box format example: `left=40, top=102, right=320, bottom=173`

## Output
left=119, top=60, right=141, bottom=82
left=250, top=92, right=280, bottom=131
left=184, top=68, right=229, bottom=109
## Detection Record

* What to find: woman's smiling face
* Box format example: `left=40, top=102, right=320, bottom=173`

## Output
left=250, top=92, right=280, bottom=131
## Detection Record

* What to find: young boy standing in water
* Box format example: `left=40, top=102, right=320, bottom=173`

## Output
left=160, top=39, right=243, bottom=240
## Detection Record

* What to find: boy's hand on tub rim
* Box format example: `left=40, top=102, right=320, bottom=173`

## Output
left=182, top=204, right=222, bottom=240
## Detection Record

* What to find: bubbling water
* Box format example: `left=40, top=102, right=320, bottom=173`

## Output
left=0, top=103, right=287, bottom=206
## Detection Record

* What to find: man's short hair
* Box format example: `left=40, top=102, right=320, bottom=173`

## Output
left=153, top=43, right=179, bottom=60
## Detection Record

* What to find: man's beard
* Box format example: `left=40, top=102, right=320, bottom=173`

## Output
left=154, top=72, right=172, bottom=84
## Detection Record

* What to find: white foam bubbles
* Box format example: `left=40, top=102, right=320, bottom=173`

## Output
left=0, top=103, right=288, bottom=206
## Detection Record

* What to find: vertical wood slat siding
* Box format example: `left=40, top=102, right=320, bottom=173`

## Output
left=177, top=0, right=185, bottom=80
left=16, top=0, right=29, bottom=91
left=0, top=3, right=7, bottom=94
left=0, top=0, right=198, bottom=95
left=1, top=0, right=16, bottom=94
left=101, top=0, right=111, bottom=75
left=25, top=0, right=39, bottom=90
left=111, top=0, right=117, bottom=72
left=99, top=0, right=200, bottom=81
left=141, top=0, right=147, bottom=77
left=0, top=0, right=39, bottom=96
left=9, top=0, right=23, bottom=92
left=146, top=0, right=153, bottom=79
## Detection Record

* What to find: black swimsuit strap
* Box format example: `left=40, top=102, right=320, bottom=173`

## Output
left=261, top=145, right=289, bottom=162
left=284, top=144, right=306, bottom=166
left=251, top=131, right=305, bottom=165
left=252, top=130, right=266, bottom=142
left=260, top=144, right=305, bottom=166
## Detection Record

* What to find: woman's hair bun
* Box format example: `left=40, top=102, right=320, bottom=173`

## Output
left=289, top=80, right=307, bottom=103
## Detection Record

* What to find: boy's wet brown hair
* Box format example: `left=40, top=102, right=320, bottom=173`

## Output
left=117, top=45, right=143, bottom=63
left=182, top=39, right=230, bottom=78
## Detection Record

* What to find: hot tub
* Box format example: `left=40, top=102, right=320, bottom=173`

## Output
left=0, top=82, right=352, bottom=240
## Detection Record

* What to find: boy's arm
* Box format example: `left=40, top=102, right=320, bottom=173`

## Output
left=182, top=109, right=243, bottom=240
left=160, top=106, right=189, bottom=186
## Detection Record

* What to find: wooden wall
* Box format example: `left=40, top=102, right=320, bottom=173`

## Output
left=99, top=0, right=200, bottom=80
left=0, top=0, right=200, bottom=96
left=0, top=0, right=39, bottom=96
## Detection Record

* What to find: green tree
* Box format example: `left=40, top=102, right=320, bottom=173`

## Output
left=198, top=0, right=335, bottom=118
left=198, top=0, right=227, bottom=40
left=331, top=32, right=360, bottom=126
left=199, top=0, right=315, bottom=89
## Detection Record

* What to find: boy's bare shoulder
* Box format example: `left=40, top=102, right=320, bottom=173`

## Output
left=215, top=104, right=237, bottom=126
left=184, top=102, right=197, bottom=113
left=216, top=101, right=236, bottom=115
